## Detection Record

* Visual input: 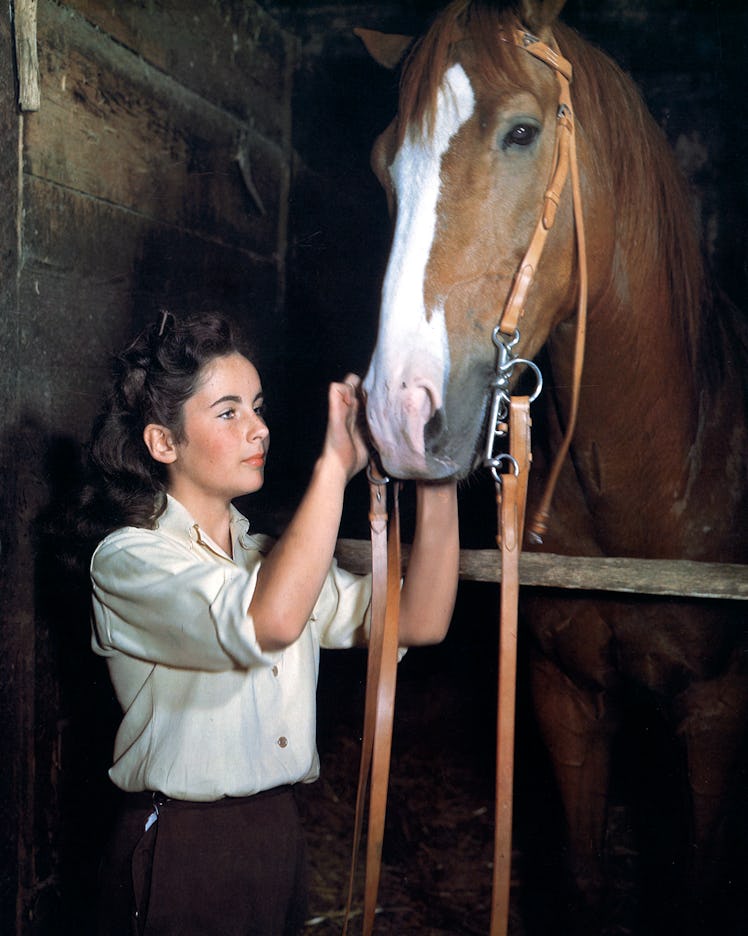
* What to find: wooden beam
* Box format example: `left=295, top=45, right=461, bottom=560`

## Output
left=13, top=0, right=40, bottom=111
left=334, top=539, right=748, bottom=601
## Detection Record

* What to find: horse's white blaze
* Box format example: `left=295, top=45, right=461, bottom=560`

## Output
left=364, top=64, right=475, bottom=473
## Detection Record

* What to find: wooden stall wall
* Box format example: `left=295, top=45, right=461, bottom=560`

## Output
left=0, top=2, right=296, bottom=932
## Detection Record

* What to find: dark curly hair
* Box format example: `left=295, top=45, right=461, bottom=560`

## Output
left=77, top=311, right=246, bottom=551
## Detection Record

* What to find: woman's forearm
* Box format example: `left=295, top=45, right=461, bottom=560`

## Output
left=398, top=481, right=459, bottom=645
left=249, top=454, right=348, bottom=651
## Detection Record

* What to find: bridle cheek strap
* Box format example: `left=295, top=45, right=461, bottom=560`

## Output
left=499, top=28, right=589, bottom=541
left=530, top=102, right=588, bottom=539
left=499, top=88, right=573, bottom=336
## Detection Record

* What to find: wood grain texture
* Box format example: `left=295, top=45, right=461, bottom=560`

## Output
left=335, top=539, right=748, bottom=600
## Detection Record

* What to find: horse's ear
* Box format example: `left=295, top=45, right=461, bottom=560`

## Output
left=517, top=0, right=566, bottom=38
left=354, top=27, right=413, bottom=70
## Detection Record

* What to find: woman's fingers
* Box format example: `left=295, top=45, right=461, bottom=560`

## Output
left=334, top=373, right=361, bottom=408
left=324, top=375, right=368, bottom=478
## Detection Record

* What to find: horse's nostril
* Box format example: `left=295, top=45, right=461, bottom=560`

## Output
left=412, top=378, right=442, bottom=420
left=424, top=408, right=446, bottom=453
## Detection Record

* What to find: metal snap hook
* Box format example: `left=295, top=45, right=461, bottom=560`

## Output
left=366, top=464, right=390, bottom=487
left=486, top=453, right=520, bottom=485
left=492, top=326, right=520, bottom=352
left=366, top=463, right=390, bottom=501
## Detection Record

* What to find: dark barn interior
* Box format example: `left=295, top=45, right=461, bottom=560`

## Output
left=1, top=1, right=747, bottom=934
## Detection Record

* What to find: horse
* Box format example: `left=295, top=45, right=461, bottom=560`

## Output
left=357, top=1, right=748, bottom=932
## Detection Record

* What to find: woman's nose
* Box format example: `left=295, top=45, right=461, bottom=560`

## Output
left=249, top=415, right=269, bottom=440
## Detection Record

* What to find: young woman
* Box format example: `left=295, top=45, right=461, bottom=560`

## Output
left=85, top=312, right=459, bottom=935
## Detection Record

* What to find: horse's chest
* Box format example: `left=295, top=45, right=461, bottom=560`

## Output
left=525, top=594, right=742, bottom=698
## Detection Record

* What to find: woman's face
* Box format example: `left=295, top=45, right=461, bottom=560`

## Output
left=166, top=352, right=269, bottom=508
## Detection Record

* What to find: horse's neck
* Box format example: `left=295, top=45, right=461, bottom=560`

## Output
left=543, top=287, right=727, bottom=558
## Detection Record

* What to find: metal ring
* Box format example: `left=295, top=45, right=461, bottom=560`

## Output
left=499, top=357, right=544, bottom=402
left=485, top=453, right=520, bottom=484
left=366, top=464, right=390, bottom=485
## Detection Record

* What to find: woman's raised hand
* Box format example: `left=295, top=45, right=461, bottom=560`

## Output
left=322, top=373, right=369, bottom=482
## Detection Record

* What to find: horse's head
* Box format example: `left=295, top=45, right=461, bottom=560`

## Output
left=361, top=0, right=580, bottom=480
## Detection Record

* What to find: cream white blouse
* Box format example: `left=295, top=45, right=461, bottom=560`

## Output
left=90, top=495, right=371, bottom=801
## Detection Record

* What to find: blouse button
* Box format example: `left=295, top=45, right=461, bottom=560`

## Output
left=272, top=665, right=279, bottom=677
left=278, top=736, right=288, bottom=748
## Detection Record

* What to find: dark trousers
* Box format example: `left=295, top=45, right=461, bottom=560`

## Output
left=96, top=786, right=308, bottom=936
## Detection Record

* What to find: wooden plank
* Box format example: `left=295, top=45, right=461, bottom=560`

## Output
left=334, top=539, right=748, bottom=601
left=26, top=0, right=286, bottom=256
left=13, top=0, right=40, bottom=111
left=59, top=0, right=294, bottom=146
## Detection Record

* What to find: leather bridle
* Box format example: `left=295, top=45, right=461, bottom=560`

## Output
left=345, top=25, right=588, bottom=936
left=495, top=27, right=589, bottom=543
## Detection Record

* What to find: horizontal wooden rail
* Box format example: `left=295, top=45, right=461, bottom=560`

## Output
left=334, top=539, right=748, bottom=601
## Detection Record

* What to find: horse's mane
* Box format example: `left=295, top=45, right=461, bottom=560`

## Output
left=397, top=1, right=746, bottom=393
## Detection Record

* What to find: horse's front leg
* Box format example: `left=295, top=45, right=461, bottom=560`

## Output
left=526, top=598, right=620, bottom=927
left=671, top=653, right=748, bottom=930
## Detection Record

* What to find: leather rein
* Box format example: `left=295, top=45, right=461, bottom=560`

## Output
left=344, top=26, right=588, bottom=936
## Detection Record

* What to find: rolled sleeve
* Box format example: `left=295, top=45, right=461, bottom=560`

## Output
left=91, top=529, right=278, bottom=671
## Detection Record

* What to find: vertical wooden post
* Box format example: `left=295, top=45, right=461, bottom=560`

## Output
left=13, top=0, right=40, bottom=111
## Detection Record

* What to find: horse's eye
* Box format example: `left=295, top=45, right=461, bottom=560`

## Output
left=502, top=123, right=539, bottom=150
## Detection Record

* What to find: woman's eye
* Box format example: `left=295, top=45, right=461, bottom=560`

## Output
left=218, top=408, right=236, bottom=420
left=502, top=123, right=539, bottom=150
left=253, top=404, right=267, bottom=419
